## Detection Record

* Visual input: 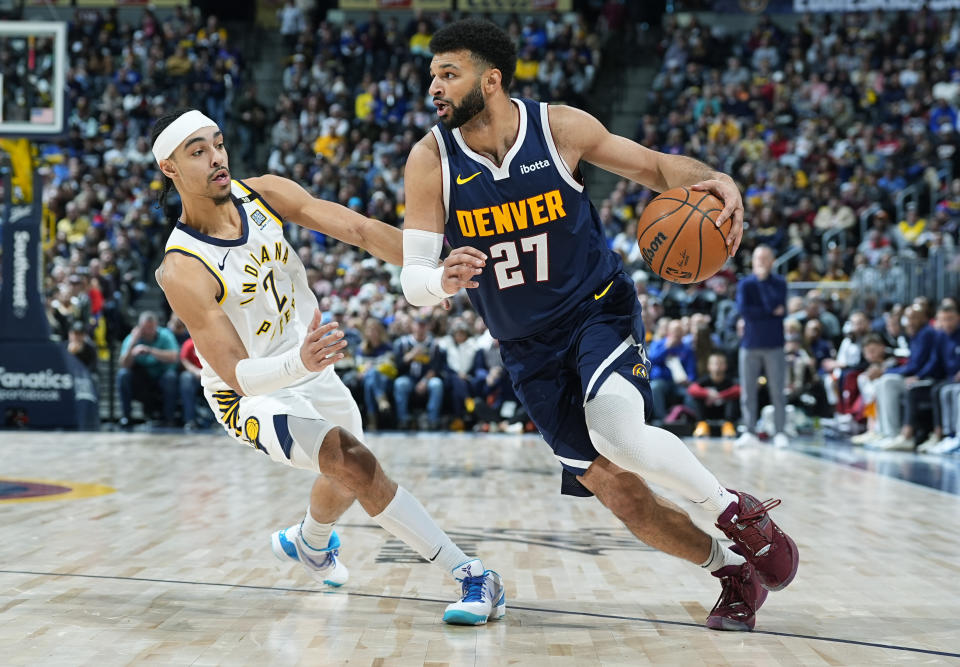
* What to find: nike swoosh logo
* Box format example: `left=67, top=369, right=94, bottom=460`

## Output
left=456, top=171, right=481, bottom=185
left=428, top=546, right=442, bottom=562
left=594, top=281, right=613, bottom=300
left=217, top=249, right=231, bottom=271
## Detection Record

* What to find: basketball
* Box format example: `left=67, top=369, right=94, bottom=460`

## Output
left=635, top=186, right=732, bottom=284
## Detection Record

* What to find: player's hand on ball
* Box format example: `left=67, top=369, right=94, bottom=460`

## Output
left=442, top=246, right=486, bottom=293
left=692, top=176, right=744, bottom=257
left=301, top=308, right=347, bottom=371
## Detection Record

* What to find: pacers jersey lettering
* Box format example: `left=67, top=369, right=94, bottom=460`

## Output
left=162, top=179, right=320, bottom=393
left=433, top=98, right=622, bottom=340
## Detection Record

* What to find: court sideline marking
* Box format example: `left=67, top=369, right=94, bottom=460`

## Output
left=1, top=569, right=956, bottom=659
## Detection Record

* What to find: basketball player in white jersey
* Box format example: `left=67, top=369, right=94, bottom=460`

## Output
left=151, top=108, right=504, bottom=625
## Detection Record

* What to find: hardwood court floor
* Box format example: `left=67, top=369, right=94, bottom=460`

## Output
left=1, top=431, right=959, bottom=666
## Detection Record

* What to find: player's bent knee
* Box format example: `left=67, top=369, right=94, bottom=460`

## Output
left=584, top=374, right=651, bottom=469
left=316, top=427, right=379, bottom=489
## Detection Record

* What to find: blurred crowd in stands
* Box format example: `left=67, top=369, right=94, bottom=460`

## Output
left=38, top=6, right=244, bottom=364
left=641, top=9, right=960, bottom=273
left=19, top=6, right=960, bottom=451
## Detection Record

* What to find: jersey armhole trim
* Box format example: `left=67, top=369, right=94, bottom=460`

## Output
left=430, top=126, right=450, bottom=222
left=165, top=246, right=227, bottom=305
left=234, top=178, right=285, bottom=228
left=541, top=103, right=585, bottom=193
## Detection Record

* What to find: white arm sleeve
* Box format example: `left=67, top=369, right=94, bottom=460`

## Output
left=235, top=346, right=311, bottom=396
left=400, top=228, right=456, bottom=307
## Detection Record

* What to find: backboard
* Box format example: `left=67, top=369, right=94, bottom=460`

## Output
left=0, top=21, right=66, bottom=138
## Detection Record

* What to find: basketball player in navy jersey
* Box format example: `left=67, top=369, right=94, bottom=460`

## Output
left=401, top=19, right=799, bottom=631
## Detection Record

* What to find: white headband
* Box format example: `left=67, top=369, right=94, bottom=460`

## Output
left=152, top=110, right=218, bottom=164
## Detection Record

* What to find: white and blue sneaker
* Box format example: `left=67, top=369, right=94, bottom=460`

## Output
left=271, top=523, right=349, bottom=587
left=442, top=559, right=506, bottom=625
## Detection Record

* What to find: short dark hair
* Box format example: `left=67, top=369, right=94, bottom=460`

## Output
left=429, top=19, right=517, bottom=91
left=938, top=303, right=958, bottom=316
left=150, top=107, right=197, bottom=214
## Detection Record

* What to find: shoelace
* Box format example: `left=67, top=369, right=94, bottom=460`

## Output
left=319, top=548, right=339, bottom=569
left=460, top=574, right=487, bottom=603
left=716, top=570, right=749, bottom=614
left=718, top=573, right=743, bottom=608
left=735, top=498, right=781, bottom=555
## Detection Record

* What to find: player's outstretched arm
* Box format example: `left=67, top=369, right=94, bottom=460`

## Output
left=159, top=254, right=345, bottom=396
left=245, top=174, right=403, bottom=266
left=548, top=105, right=744, bottom=256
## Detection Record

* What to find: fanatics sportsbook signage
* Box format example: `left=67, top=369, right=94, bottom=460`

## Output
left=0, top=172, right=98, bottom=428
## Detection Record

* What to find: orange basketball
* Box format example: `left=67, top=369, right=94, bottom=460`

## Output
left=635, top=186, right=732, bottom=284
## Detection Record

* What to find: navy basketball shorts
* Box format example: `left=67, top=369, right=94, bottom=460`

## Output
left=499, top=272, right=654, bottom=497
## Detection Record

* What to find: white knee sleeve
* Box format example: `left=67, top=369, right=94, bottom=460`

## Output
left=584, top=373, right=731, bottom=511
left=288, top=415, right=337, bottom=464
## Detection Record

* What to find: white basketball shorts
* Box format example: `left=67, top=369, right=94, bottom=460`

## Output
left=204, top=368, right=364, bottom=473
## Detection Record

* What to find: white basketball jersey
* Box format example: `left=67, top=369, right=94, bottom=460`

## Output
left=163, top=179, right=324, bottom=393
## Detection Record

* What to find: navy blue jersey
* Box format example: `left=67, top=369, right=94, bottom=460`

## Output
left=432, top=98, right=622, bottom=341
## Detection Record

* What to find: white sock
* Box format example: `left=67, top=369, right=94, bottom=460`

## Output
left=300, top=507, right=335, bottom=550
left=700, top=537, right=746, bottom=573
left=372, top=486, right=472, bottom=578
left=585, top=374, right=738, bottom=516
left=693, top=486, right=739, bottom=516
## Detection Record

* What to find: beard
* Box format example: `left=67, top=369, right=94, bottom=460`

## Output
left=442, top=84, right=485, bottom=129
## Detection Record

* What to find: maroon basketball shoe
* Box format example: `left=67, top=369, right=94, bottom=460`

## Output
left=706, top=560, right=768, bottom=632
left=715, top=490, right=799, bottom=592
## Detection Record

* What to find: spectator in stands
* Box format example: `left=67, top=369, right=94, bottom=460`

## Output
left=786, top=254, right=821, bottom=283
left=179, top=336, right=205, bottom=430
left=409, top=20, right=432, bottom=58
left=49, top=273, right=92, bottom=340
left=857, top=221, right=895, bottom=266
left=849, top=335, right=894, bottom=442
left=867, top=304, right=942, bottom=450
left=813, top=197, right=856, bottom=236
left=823, top=311, right=870, bottom=406
left=831, top=312, right=870, bottom=372
left=783, top=322, right=821, bottom=420
left=687, top=352, right=740, bottom=438
left=393, top=317, right=445, bottom=430
left=803, top=319, right=836, bottom=373
left=687, top=317, right=720, bottom=378
left=167, top=313, right=189, bottom=347
left=67, top=321, right=98, bottom=374
left=349, top=318, right=396, bottom=431
left=235, top=85, right=268, bottom=167
left=918, top=302, right=960, bottom=452
left=438, top=319, right=482, bottom=431
left=647, top=319, right=697, bottom=423
left=736, top=245, right=788, bottom=447
left=878, top=303, right=912, bottom=358
left=896, top=203, right=927, bottom=250
left=116, top=311, right=179, bottom=429
left=278, top=0, right=305, bottom=52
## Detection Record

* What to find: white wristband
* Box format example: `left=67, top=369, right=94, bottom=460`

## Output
left=401, top=228, right=457, bottom=306
left=235, top=346, right=311, bottom=396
